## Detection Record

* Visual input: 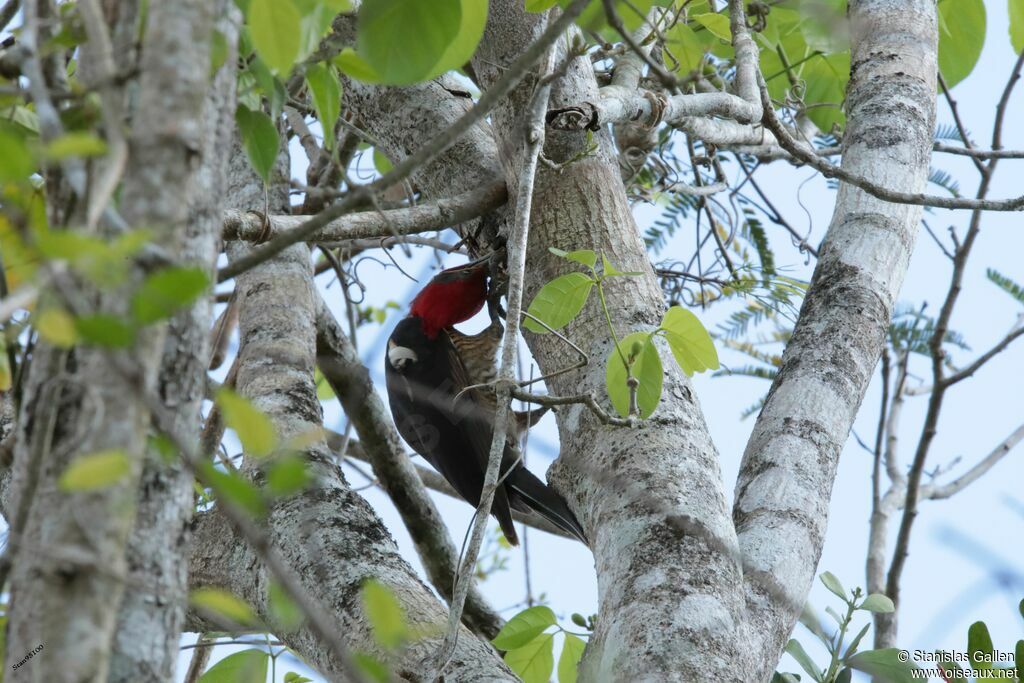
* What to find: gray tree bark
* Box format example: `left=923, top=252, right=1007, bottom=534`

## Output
left=4, top=1, right=220, bottom=680
left=735, top=1, right=937, bottom=677
left=182, top=104, right=515, bottom=679
left=109, top=2, right=239, bottom=681
left=0, top=0, right=941, bottom=680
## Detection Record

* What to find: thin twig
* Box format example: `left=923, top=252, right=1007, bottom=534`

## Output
left=937, top=73, right=985, bottom=175
left=433, top=34, right=558, bottom=679
left=182, top=634, right=214, bottom=683
left=921, top=422, right=1024, bottom=500
left=941, top=321, right=1024, bottom=389
left=510, top=387, right=634, bottom=428
left=757, top=74, right=1024, bottom=211
left=932, top=142, right=1024, bottom=159
left=222, top=184, right=507, bottom=246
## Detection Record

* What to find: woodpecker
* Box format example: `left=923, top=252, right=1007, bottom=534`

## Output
left=384, top=260, right=587, bottom=546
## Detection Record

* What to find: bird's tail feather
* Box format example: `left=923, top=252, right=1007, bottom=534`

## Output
left=506, top=469, right=588, bottom=545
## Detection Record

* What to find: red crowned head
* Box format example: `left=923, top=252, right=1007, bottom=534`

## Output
left=410, top=260, right=489, bottom=338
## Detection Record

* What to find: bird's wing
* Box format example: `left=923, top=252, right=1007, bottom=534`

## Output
left=438, top=331, right=520, bottom=544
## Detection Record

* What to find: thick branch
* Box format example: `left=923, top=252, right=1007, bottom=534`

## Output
left=922, top=423, right=1024, bottom=501
left=734, top=1, right=937, bottom=677
left=110, top=2, right=236, bottom=681
left=222, top=183, right=506, bottom=246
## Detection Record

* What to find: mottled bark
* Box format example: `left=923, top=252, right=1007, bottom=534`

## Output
left=734, top=1, right=937, bottom=678
left=109, top=3, right=238, bottom=682
left=182, top=122, right=515, bottom=679
left=4, top=0, right=218, bottom=680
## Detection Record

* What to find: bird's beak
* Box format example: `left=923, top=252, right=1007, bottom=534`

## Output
left=388, top=345, right=418, bottom=372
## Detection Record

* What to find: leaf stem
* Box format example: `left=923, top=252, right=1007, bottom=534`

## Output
left=824, top=590, right=860, bottom=681
left=596, top=274, right=630, bottom=376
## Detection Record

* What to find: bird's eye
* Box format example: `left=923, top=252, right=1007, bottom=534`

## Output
left=388, top=345, right=418, bottom=369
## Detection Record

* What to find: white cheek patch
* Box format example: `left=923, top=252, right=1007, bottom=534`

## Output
left=388, top=345, right=418, bottom=368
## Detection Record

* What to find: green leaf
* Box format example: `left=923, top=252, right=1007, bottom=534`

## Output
left=132, top=266, right=209, bottom=324
left=526, top=0, right=559, bottom=10
left=269, top=581, right=304, bottom=631
left=236, top=106, right=280, bottom=183
left=557, top=633, right=586, bottom=683
left=284, top=673, right=314, bottom=683
left=504, top=632, right=555, bottom=683
left=846, top=622, right=871, bottom=659
left=45, top=132, right=108, bottom=159
left=362, top=580, right=407, bottom=650
left=75, top=314, right=136, bottom=348
left=216, top=388, right=278, bottom=457
left=58, top=449, right=131, bottom=491
left=1, top=105, right=40, bottom=135
left=600, top=253, right=623, bottom=277
left=797, top=0, right=849, bottom=53
left=846, top=649, right=919, bottom=682
left=1011, top=0, right=1024, bottom=52
left=692, top=12, right=731, bottom=40
left=315, top=368, right=336, bottom=400
left=305, top=63, right=342, bottom=150
left=659, top=306, right=718, bottom=376
left=819, top=571, right=847, bottom=602
left=968, top=621, right=994, bottom=670
left=522, top=273, right=594, bottom=334
left=248, top=0, right=302, bottom=74
left=247, top=54, right=287, bottom=117
left=0, top=129, right=34, bottom=181
left=801, top=51, right=849, bottom=132
left=785, top=639, right=822, bottom=682
left=210, top=29, right=229, bottom=76
left=437, top=0, right=489, bottom=74
left=665, top=22, right=712, bottom=76
left=859, top=593, right=895, bottom=613
left=198, top=649, right=269, bottom=683
left=333, top=48, right=382, bottom=82
left=0, top=341, right=9, bottom=392
left=190, top=588, right=260, bottom=628
left=600, top=253, right=642, bottom=278
left=357, top=0, right=463, bottom=85
left=373, top=147, right=393, bottom=174
left=266, top=455, right=312, bottom=496
left=197, top=460, right=267, bottom=518
left=605, top=331, right=663, bottom=419
left=549, top=247, right=597, bottom=269
left=938, top=0, right=986, bottom=88
left=492, top=605, right=557, bottom=650
left=1014, top=639, right=1023, bottom=680
left=986, top=268, right=1024, bottom=305
left=353, top=652, right=391, bottom=683
left=35, top=308, right=78, bottom=347
left=772, top=675, right=803, bottom=683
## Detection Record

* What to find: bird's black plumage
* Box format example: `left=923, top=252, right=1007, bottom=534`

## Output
left=384, top=316, right=587, bottom=546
